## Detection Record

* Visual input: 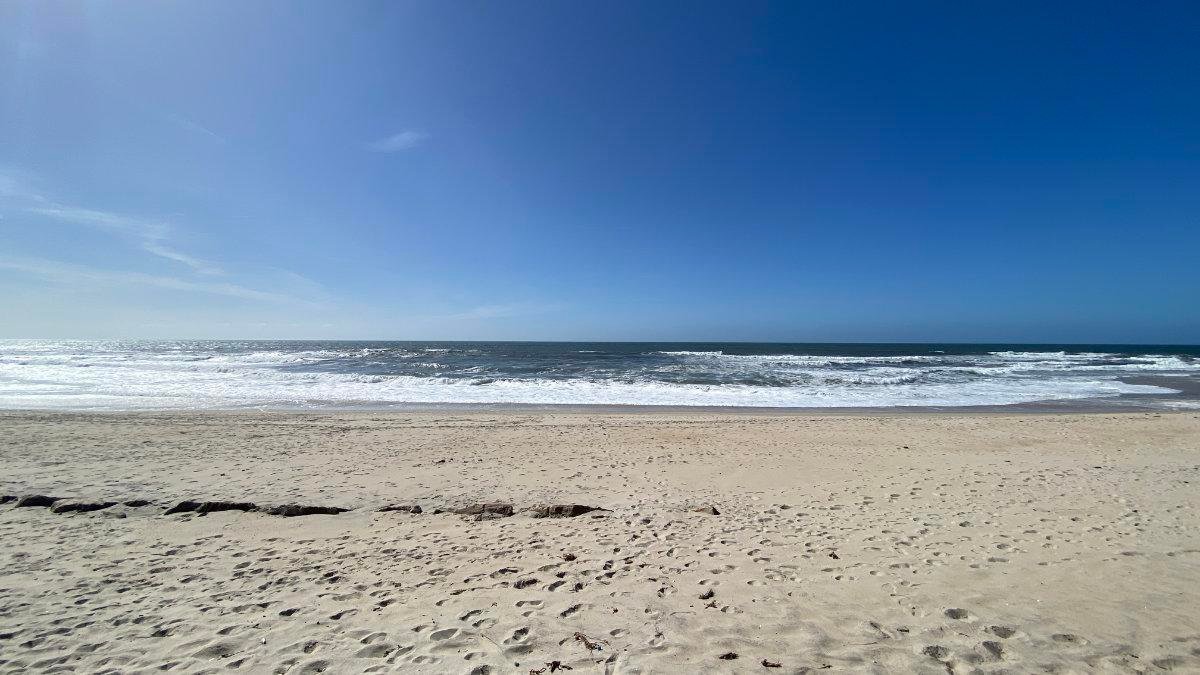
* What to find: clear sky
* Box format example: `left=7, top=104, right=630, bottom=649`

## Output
left=1, top=1, right=1198, bottom=342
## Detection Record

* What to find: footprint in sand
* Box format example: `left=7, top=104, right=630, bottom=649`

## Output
left=987, top=625, right=1016, bottom=638
left=1051, top=633, right=1089, bottom=645
left=353, top=643, right=395, bottom=658
left=193, top=640, right=241, bottom=659
left=295, top=659, right=330, bottom=673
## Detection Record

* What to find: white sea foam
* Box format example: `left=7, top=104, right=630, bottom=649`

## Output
left=0, top=369, right=1175, bottom=410
left=0, top=341, right=1194, bottom=411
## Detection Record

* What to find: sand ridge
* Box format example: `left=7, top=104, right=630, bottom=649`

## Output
left=1, top=411, right=1199, bottom=673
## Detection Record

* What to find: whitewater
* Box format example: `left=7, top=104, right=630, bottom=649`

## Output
left=1, top=340, right=1197, bottom=411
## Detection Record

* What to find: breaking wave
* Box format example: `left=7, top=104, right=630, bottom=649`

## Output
left=0, top=340, right=1195, bottom=410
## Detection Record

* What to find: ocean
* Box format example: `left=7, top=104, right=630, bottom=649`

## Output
left=1, top=340, right=1198, bottom=411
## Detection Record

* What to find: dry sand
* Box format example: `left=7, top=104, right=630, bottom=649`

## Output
left=1, top=410, right=1199, bottom=674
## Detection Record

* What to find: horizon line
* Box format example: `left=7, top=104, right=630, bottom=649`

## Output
left=1, top=338, right=1198, bottom=347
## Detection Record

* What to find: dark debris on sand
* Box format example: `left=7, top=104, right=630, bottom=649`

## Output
left=262, top=504, right=350, bottom=517
left=528, top=504, right=607, bottom=518
left=50, top=501, right=118, bottom=514
left=378, top=503, right=423, bottom=514
left=15, top=495, right=63, bottom=508
left=163, top=500, right=257, bottom=515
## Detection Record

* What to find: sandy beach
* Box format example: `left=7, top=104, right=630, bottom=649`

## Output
left=2, top=410, right=1199, bottom=674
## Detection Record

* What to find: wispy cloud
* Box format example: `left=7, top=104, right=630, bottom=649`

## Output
left=2, top=172, right=225, bottom=276
left=0, top=168, right=331, bottom=309
left=27, top=204, right=168, bottom=240
left=367, top=130, right=430, bottom=152
left=166, top=114, right=228, bottom=144
left=140, top=242, right=225, bottom=275
left=25, top=204, right=224, bottom=275
left=0, top=169, right=49, bottom=203
left=434, top=301, right=566, bottom=321
left=0, top=255, right=307, bottom=305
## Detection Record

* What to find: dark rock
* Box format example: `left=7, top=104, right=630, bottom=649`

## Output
left=263, top=504, right=349, bottom=517
left=163, top=500, right=203, bottom=515
left=50, top=501, right=118, bottom=514
left=0, top=495, right=16, bottom=505
left=477, top=503, right=515, bottom=516
left=691, top=504, right=720, bottom=515
left=699, top=588, right=715, bottom=600
left=454, top=503, right=514, bottom=518
left=15, top=495, right=62, bottom=508
left=922, top=645, right=950, bottom=660
left=196, top=501, right=257, bottom=514
left=981, top=641, right=1003, bottom=659
left=164, top=500, right=256, bottom=515
left=124, top=499, right=153, bottom=508
left=378, top=504, right=423, bottom=514
left=762, top=660, right=782, bottom=668
left=513, top=578, right=539, bottom=589
left=718, top=652, right=739, bottom=660
left=528, top=504, right=606, bottom=518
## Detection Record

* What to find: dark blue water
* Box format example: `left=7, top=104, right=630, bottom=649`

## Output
left=1, top=340, right=1197, bottom=410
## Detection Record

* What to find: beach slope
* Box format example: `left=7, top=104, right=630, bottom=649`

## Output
left=2, top=411, right=1199, bottom=673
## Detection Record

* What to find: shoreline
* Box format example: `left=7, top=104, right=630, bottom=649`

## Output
left=3, top=373, right=1196, bottom=416
left=1, top=396, right=1194, bottom=416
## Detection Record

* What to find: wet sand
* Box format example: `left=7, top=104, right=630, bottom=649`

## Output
left=2, top=410, right=1199, bottom=673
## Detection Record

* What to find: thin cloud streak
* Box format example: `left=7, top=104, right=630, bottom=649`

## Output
left=27, top=204, right=168, bottom=240
left=1, top=169, right=334, bottom=310
left=27, top=204, right=224, bottom=275
left=432, top=301, right=566, bottom=321
left=3, top=169, right=223, bottom=275
left=166, top=114, right=228, bottom=144
left=140, top=242, right=225, bottom=276
left=0, top=255, right=311, bottom=305
left=0, top=170, right=49, bottom=203
left=367, top=130, right=430, bottom=152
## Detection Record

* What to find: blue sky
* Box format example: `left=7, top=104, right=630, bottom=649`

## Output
left=1, top=1, right=1198, bottom=342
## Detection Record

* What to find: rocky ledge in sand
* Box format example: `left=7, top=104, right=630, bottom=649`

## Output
left=50, top=500, right=118, bottom=514
left=163, top=501, right=352, bottom=517
left=261, top=504, right=351, bottom=517
left=452, top=503, right=515, bottom=520
left=526, top=504, right=607, bottom=518
left=14, top=495, right=63, bottom=508
left=163, top=500, right=258, bottom=516
left=5, top=492, right=615, bottom=521
left=377, top=503, right=423, bottom=514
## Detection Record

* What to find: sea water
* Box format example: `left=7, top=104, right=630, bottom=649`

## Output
left=1, top=340, right=1197, bottom=410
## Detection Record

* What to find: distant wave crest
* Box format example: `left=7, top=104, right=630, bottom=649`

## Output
left=0, top=341, right=1195, bottom=411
